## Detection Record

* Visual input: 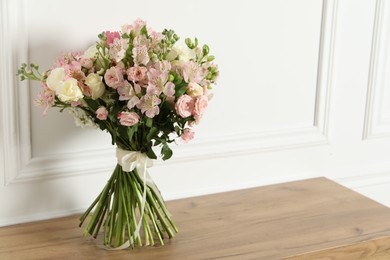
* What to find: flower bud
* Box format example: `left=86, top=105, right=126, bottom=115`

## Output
left=185, top=38, right=192, bottom=48
left=207, top=55, right=215, bottom=62
left=169, top=74, right=175, bottom=82
left=202, top=45, right=209, bottom=56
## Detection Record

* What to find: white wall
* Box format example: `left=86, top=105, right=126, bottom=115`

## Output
left=1, top=0, right=390, bottom=226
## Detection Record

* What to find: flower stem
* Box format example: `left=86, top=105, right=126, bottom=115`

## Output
left=80, top=163, right=178, bottom=249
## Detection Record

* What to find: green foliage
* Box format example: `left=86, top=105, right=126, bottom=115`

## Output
left=161, top=143, right=173, bottom=161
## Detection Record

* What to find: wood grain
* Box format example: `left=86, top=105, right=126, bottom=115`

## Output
left=1, top=177, right=390, bottom=259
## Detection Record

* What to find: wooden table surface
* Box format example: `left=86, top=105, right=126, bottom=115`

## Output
left=1, top=177, right=390, bottom=259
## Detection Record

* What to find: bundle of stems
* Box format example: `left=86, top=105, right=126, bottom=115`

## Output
left=79, top=164, right=178, bottom=248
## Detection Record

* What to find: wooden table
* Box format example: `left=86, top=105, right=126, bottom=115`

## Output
left=1, top=177, right=390, bottom=259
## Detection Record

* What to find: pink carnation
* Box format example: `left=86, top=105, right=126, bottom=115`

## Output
left=175, top=94, right=194, bottom=118
left=127, top=66, right=148, bottom=82
left=193, top=95, right=208, bottom=117
left=104, top=66, right=124, bottom=89
left=181, top=128, right=194, bottom=143
left=96, top=107, right=108, bottom=120
left=118, top=111, right=140, bottom=126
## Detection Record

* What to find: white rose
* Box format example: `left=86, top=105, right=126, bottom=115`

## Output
left=56, top=78, right=84, bottom=103
left=85, top=73, right=105, bottom=99
left=166, top=48, right=179, bottom=61
left=46, top=67, right=65, bottom=91
left=84, top=45, right=98, bottom=59
left=166, top=45, right=196, bottom=61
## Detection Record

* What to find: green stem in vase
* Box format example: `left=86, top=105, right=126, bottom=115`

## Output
left=108, top=170, right=120, bottom=246
left=149, top=187, right=179, bottom=233
left=114, top=171, right=125, bottom=247
left=121, top=172, right=135, bottom=248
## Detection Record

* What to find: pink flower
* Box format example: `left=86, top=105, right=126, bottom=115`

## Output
left=127, top=66, right=148, bottom=82
left=193, top=95, right=208, bottom=117
left=127, top=96, right=140, bottom=109
left=175, top=94, right=194, bottom=118
left=71, top=100, right=82, bottom=107
left=186, top=82, right=203, bottom=97
left=132, top=18, right=147, bottom=34
left=96, top=107, right=108, bottom=120
left=104, top=66, right=124, bottom=89
left=117, top=81, right=135, bottom=101
left=118, top=111, right=140, bottom=126
left=34, top=85, right=55, bottom=116
left=182, top=61, right=204, bottom=84
left=108, top=38, right=129, bottom=62
left=136, top=94, right=161, bottom=118
left=163, top=82, right=175, bottom=97
left=105, top=31, right=121, bottom=46
left=79, top=57, right=93, bottom=69
left=132, top=45, right=150, bottom=66
left=181, top=128, right=194, bottom=143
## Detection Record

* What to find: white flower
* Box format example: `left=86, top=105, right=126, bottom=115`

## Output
left=46, top=67, right=65, bottom=91
left=85, top=73, right=105, bottom=99
left=84, top=45, right=98, bottom=59
left=166, top=45, right=196, bottom=61
left=68, top=107, right=98, bottom=128
left=56, top=78, right=84, bottom=103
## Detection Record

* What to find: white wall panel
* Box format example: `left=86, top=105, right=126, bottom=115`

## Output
left=363, top=0, right=390, bottom=139
left=2, top=0, right=390, bottom=227
left=28, top=0, right=323, bottom=158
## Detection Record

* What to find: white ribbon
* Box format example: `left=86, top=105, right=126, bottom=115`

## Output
left=107, top=148, right=153, bottom=250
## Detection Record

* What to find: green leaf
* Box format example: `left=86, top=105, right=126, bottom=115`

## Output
left=140, top=25, right=148, bottom=36
left=146, top=127, right=159, bottom=142
left=173, top=73, right=183, bottom=85
left=175, top=83, right=187, bottom=97
left=145, top=145, right=157, bottom=159
left=161, top=143, right=173, bottom=161
left=127, top=125, right=137, bottom=141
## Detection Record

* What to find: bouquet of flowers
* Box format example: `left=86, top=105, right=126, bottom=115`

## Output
left=18, top=19, right=219, bottom=249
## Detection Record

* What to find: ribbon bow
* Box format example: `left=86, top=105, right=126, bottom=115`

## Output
left=116, top=148, right=153, bottom=172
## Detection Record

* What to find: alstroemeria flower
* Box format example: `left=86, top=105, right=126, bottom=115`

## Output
left=137, top=94, right=161, bottom=118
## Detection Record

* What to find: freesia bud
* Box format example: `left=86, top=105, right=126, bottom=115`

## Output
left=169, top=74, right=175, bottom=82
left=185, top=38, right=192, bottom=48
left=202, top=45, right=209, bottom=56
left=207, top=55, right=215, bottom=62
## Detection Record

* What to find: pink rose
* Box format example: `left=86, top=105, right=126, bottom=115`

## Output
left=193, top=95, right=208, bottom=117
left=118, top=111, right=140, bottom=126
left=96, top=107, right=108, bottom=120
left=104, top=66, right=124, bottom=89
left=175, top=94, right=194, bottom=118
left=181, top=128, right=194, bottom=143
left=127, top=66, right=148, bottom=82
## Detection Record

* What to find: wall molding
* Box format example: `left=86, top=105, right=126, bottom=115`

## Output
left=2, top=0, right=337, bottom=185
left=363, top=0, right=390, bottom=140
